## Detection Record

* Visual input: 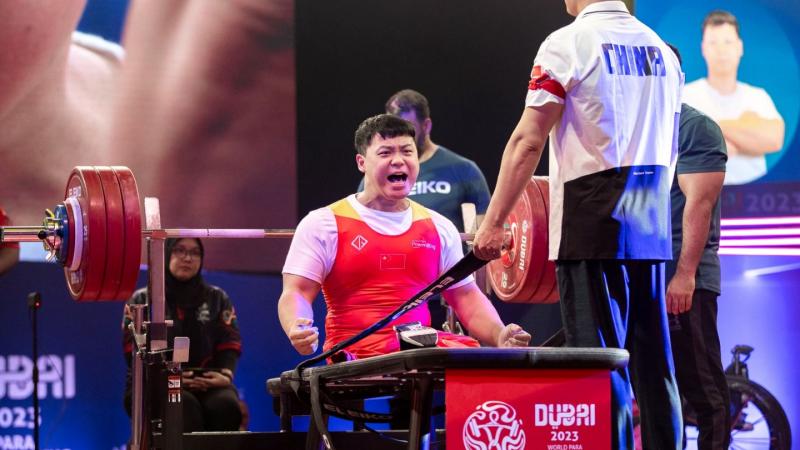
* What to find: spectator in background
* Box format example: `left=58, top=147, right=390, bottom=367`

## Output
left=122, top=238, right=242, bottom=431
left=667, top=43, right=731, bottom=450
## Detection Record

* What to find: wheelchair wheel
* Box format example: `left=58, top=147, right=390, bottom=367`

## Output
left=727, top=376, right=791, bottom=449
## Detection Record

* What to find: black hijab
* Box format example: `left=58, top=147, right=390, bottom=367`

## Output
left=165, top=238, right=207, bottom=310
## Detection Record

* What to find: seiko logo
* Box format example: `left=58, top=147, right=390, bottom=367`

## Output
left=410, top=181, right=451, bottom=195
left=351, top=235, right=368, bottom=251
left=463, top=400, right=526, bottom=450
left=534, top=403, right=596, bottom=427
left=0, top=355, right=76, bottom=400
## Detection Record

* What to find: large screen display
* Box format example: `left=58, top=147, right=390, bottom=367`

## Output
left=637, top=0, right=800, bottom=218
left=0, top=0, right=296, bottom=273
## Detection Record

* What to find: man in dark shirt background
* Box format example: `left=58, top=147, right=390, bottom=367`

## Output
left=666, top=44, right=730, bottom=450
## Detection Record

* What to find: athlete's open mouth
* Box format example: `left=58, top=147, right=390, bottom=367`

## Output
left=387, top=173, right=408, bottom=183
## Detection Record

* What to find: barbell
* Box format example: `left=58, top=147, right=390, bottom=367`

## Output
left=0, top=166, right=557, bottom=304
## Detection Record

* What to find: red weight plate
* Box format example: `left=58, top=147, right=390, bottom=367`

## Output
left=528, top=177, right=559, bottom=303
left=518, top=178, right=550, bottom=303
left=112, top=166, right=142, bottom=301
left=487, top=193, right=528, bottom=301
left=487, top=178, right=548, bottom=302
left=64, top=167, right=107, bottom=301
left=96, top=167, right=126, bottom=300
left=498, top=181, right=539, bottom=301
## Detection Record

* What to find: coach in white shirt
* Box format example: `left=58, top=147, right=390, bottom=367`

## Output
left=474, top=1, right=684, bottom=448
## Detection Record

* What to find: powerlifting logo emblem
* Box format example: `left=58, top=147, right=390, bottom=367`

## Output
left=463, top=400, right=526, bottom=450
left=351, top=235, right=368, bottom=251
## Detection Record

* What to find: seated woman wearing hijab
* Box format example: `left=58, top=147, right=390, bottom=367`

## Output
left=122, top=238, right=243, bottom=431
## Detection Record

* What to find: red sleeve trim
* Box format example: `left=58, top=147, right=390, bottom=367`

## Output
left=528, top=74, right=566, bottom=100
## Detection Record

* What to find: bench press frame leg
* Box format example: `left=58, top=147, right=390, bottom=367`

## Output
left=304, top=414, right=325, bottom=450
left=408, top=375, right=434, bottom=450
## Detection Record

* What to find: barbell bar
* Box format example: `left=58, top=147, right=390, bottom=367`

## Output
left=0, top=166, right=557, bottom=304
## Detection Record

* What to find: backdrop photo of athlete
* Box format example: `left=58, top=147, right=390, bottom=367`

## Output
left=683, top=10, right=784, bottom=185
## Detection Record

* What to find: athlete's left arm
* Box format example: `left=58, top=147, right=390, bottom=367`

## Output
left=443, top=282, right=531, bottom=347
left=718, top=111, right=784, bottom=156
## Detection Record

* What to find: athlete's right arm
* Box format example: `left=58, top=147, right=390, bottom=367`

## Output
left=278, top=274, right=321, bottom=355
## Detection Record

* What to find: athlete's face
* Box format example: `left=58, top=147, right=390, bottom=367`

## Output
left=701, top=23, right=743, bottom=76
left=169, top=239, right=202, bottom=281
left=356, top=133, right=419, bottom=202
